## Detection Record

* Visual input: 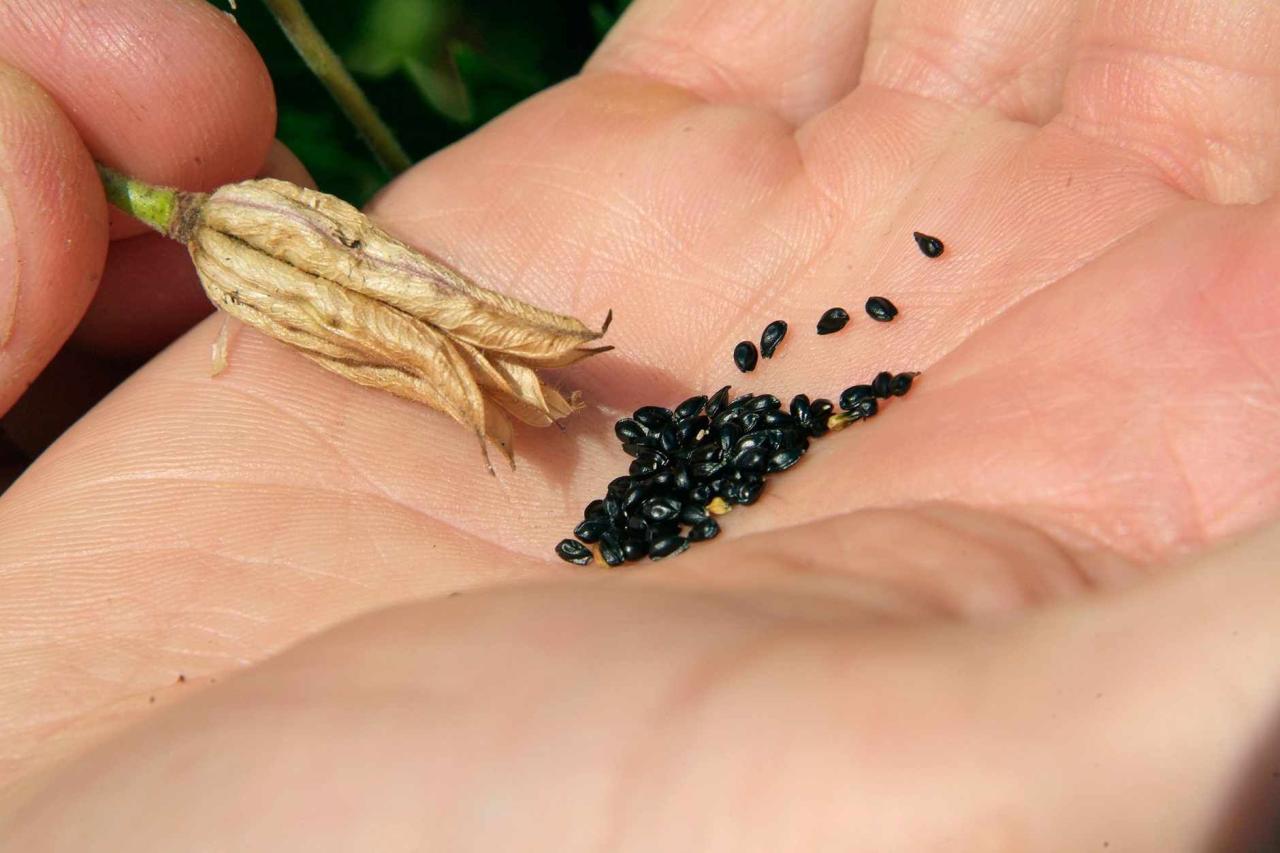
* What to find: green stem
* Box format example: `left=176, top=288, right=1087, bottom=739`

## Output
left=96, top=164, right=179, bottom=235
left=261, top=0, right=412, bottom=177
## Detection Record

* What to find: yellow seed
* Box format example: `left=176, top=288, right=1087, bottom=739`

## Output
left=707, top=497, right=732, bottom=516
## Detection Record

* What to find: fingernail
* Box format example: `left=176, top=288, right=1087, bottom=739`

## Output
left=0, top=179, right=16, bottom=350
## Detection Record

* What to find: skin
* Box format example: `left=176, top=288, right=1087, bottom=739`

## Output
left=0, top=0, right=1279, bottom=848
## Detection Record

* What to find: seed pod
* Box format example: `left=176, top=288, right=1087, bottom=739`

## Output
left=913, top=231, right=944, bottom=258
left=733, top=341, right=758, bottom=373
left=865, top=296, right=898, bottom=322
left=816, top=307, right=849, bottom=335
left=760, top=320, right=787, bottom=359
left=186, top=178, right=612, bottom=470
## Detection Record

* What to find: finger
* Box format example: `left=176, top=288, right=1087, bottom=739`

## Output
left=73, top=141, right=315, bottom=360
left=854, top=0, right=1077, bottom=124
left=1056, top=0, right=1280, bottom=204
left=0, top=0, right=276, bottom=239
left=586, top=0, right=876, bottom=124
left=0, top=63, right=107, bottom=415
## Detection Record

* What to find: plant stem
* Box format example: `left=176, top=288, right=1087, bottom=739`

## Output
left=260, top=0, right=412, bottom=177
left=96, top=164, right=179, bottom=235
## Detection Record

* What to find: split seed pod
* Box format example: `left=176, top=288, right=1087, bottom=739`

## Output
left=174, top=178, right=611, bottom=470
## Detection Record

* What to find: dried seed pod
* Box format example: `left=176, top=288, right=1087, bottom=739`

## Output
left=183, top=178, right=612, bottom=469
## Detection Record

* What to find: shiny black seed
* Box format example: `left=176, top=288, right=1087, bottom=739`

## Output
left=839, top=384, right=876, bottom=411
left=607, top=476, right=631, bottom=498
left=760, top=320, right=788, bottom=359
left=614, top=418, right=649, bottom=445
left=599, top=533, right=626, bottom=567
left=574, top=516, right=610, bottom=543
left=642, top=496, right=682, bottom=523
left=692, top=459, right=728, bottom=479
left=913, top=231, right=944, bottom=258
left=717, top=421, right=743, bottom=453
left=767, top=447, right=804, bottom=472
left=733, top=341, right=758, bottom=373
left=689, top=484, right=713, bottom=504
left=675, top=415, right=709, bottom=447
left=738, top=479, right=765, bottom=505
left=789, top=394, right=812, bottom=424
left=865, top=296, right=899, bottom=322
left=634, top=405, right=674, bottom=430
left=747, top=394, right=781, bottom=413
left=713, top=477, right=736, bottom=498
left=649, top=534, right=689, bottom=560
left=872, top=371, right=893, bottom=398
left=623, top=482, right=651, bottom=512
left=583, top=499, right=605, bottom=520
left=728, top=393, right=755, bottom=411
left=817, top=307, right=850, bottom=335
left=621, top=442, right=649, bottom=458
left=647, top=521, right=679, bottom=542
left=680, top=503, right=709, bottom=525
left=658, top=426, right=681, bottom=454
left=850, top=396, right=878, bottom=418
left=603, top=496, right=623, bottom=525
left=556, top=539, right=593, bottom=565
left=706, top=385, right=732, bottom=417
left=675, top=395, right=707, bottom=420
left=812, top=398, right=835, bottom=419
left=688, top=518, right=720, bottom=542
left=740, top=412, right=762, bottom=433
left=733, top=433, right=768, bottom=456
left=761, top=411, right=793, bottom=429
left=690, top=443, right=721, bottom=464
left=623, top=536, right=649, bottom=561
left=733, top=447, right=767, bottom=472
left=673, top=466, right=693, bottom=492
left=890, top=372, right=917, bottom=397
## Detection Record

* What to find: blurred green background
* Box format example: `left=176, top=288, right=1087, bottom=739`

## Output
left=221, top=0, right=631, bottom=205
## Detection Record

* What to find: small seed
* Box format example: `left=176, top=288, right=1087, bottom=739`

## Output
left=872, top=371, right=894, bottom=398
left=733, top=341, right=758, bottom=373
left=689, top=483, right=713, bottom=504
left=641, top=495, right=683, bottom=523
left=675, top=394, right=707, bottom=420
left=583, top=499, right=604, bottom=520
left=733, top=447, right=767, bottom=473
left=839, top=384, right=875, bottom=411
left=865, top=297, right=898, bottom=322
left=623, top=536, right=649, bottom=561
left=613, top=418, right=649, bottom=446
left=680, top=503, right=710, bottom=525
left=816, top=307, right=849, bottom=335
left=737, top=479, right=765, bottom=505
left=706, top=385, right=732, bottom=417
left=767, top=447, right=804, bottom=472
left=599, top=534, right=626, bottom=567
left=649, top=534, right=689, bottom=560
left=707, top=496, right=733, bottom=516
left=890, top=372, right=917, bottom=397
left=913, top=231, right=944, bottom=258
left=688, top=518, right=720, bottom=542
left=760, top=320, right=788, bottom=359
left=574, top=517, right=610, bottom=543
left=555, top=539, right=593, bottom=565
left=633, top=405, right=673, bottom=430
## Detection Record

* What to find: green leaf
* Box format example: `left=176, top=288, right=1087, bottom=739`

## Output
left=403, top=54, right=473, bottom=125
left=345, top=0, right=453, bottom=78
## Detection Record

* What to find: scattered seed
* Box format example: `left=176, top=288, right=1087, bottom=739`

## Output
left=817, top=307, right=850, bottom=335
left=865, top=297, right=898, bottom=323
left=760, top=320, right=788, bottom=359
left=650, top=534, right=689, bottom=560
left=556, top=539, right=593, bottom=565
left=733, top=341, right=759, bottom=373
left=839, top=384, right=875, bottom=411
left=913, top=231, right=944, bottom=258
left=688, top=517, right=720, bottom=542
left=872, top=371, right=894, bottom=399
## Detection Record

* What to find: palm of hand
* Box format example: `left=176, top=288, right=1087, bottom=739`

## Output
left=4, top=1, right=1280, bottom=848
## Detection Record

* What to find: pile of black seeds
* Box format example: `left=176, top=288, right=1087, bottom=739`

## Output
left=555, top=231, right=940, bottom=567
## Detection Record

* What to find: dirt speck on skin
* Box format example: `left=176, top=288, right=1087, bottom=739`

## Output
left=177, top=674, right=186, bottom=684
left=149, top=696, right=155, bottom=704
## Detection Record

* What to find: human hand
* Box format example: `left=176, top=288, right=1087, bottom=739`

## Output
left=3, top=0, right=1280, bottom=849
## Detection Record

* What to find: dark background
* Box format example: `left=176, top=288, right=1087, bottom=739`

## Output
left=230, top=0, right=631, bottom=204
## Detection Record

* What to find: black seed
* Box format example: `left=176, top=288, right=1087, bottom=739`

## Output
left=675, top=395, right=707, bottom=420
left=614, top=418, right=648, bottom=445
left=865, top=296, right=899, bottom=322
left=733, top=341, right=759, bottom=373
left=623, top=481, right=651, bottom=512
left=680, top=503, right=710, bottom=525
left=603, top=496, right=623, bottom=525
left=574, top=516, right=610, bottom=543
left=706, top=385, right=732, bottom=417
left=647, top=521, right=679, bottom=542
left=583, top=499, right=605, bottom=520
left=599, top=533, right=626, bottom=567
left=816, top=307, right=850, bottom=335
left=872, top=371, right=893, bottom=398
left=713, top=477, right=736, bottom=498
left=733, top=433, right=769, bottom=456
left=913, top=231, right=944, bottom=258
left=607, top=477, right=631, bottom=499
left=761, top=411, right=794, bottom=428
left=747, top=394, right=781, bottom=413
left=626, top=515, right=648, bottom=534
left=649, top=534, right=689, bottom=560
left=689, top=483, right=713, bottom=504
left=739, top=412, right=762, bottom=433
left=555, top=539, right=593, bottom=565
left=809, top=399, right=834, bottom=437
left=789, top=394, right=812, bottom=424
left=690, top=443, right=721, bottom=464
left=728, top=393, right=755, bottom=411
left=634, top=405, right=674, bottom=430
left=760, top=320, right=788, bottom=359
left=675, top=415, right=709, bottom=447
left=733, top=447, right=767, bottom=472
left=738, top=479, right=765, bottom=505
left=692, top=459, right=728, bottom=479
left=641, top=496, right=682, bottom=523
left=890, top=372, right=917, bottom=397
left=839, top=384, right=876, bottom=411
left=620, top=442, right=649, bottom=458
left=658, top=426, right=681, bottom=454
left=767, top=447, right=804, bottom=472
left=623, top=536, right=649, bottom=561
left=688, top=518, right=720, bottom=542
left=673, top=465, right=692, bottom=492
